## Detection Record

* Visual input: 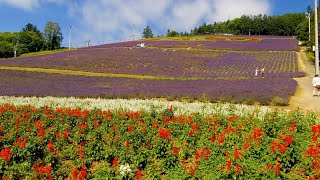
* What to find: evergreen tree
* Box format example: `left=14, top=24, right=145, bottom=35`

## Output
left=142, top=25, right=154, bottom=38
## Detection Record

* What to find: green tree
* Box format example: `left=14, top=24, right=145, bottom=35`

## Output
left=166, top=29, right=179, bottom=37
left=43, top=21, right=63, bottom=50
left=19, top=23, right=45, bottom=52
left=142, top=25, right=154, bottom=38
left=0, top=41, right=14, bottom=58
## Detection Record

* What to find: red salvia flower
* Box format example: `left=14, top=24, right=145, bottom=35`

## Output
left=146, top=141, right=151, bottom=149
left=78, top=122, right=88, bottom=129
left=112, top=157, right=119, bottom=168
left=312, top=136, right=318, bottom=142
left=37, top=121, right=45, bottom=137
left=0, top=147, right=12, bottom=162
left=210, top=134, right=215, bottom=142
left=159, top=128, right=172, bottom=139
left=225, top=125, right=232, bottom=134
left=47, top=140, right=54, bottom=152
left=226, top=160, right=232, bottom=171
left=55, top=131, right=60, bottom=139
left=236, top=164, right=242, bottom=175
left=135, top=169, right=143, bottom=179
left=253, top=128, right=263, bottom=142
left=62, top=130, right=68, bottom=138
left=217, top=133, right=225, bottom=144
left=78, top=165, right=87, bottom=180
left=152, top=121, right=158, bottom=128
left=125, top=140, right=130, bottom=147
left=190, top=122, right=200, bottom=132
left=279, top=144, right=287, bottom=153
left=284, top=135, right=294, bottom=145
left=274, top=163, right=281, bottom=174
left=172, top=147, right=179, bottom=155
left=127, top=126, right=135, bottom=133
left=234, top=148, right=243, bottom=159
left=71, top=167, right=78, bottom=179
left=15, top=119, right=19, bottom=130
left=242, top=143, right=250, bottom=151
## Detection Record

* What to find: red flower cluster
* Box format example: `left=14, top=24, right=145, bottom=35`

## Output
left=35, top=120, right=45, bottom=137
left=62, top=130, right=68, bottom=138
left=78, top=122, right=88, bottom=129
left=0, top=147, right=12, bottom=162
left=127, top=126, right=135, bottom=133
left=227, top=115, right=239, bottom=122
left=47, top=140, right=55, bottom=152
left=189, top=122, right=200, bottom=136
left=172, top=147, right=179, bottom=155
left=253, top=128, right=263, bottom=142
left=14, top=136, right=27, bottom=149
left=135, top=169, right=143, bottom=179
left=112, top=157, right=119, bottom=168
left=71, top=166, right=87, bottom=180
left=195, top=147, right=212, bottom=160
left=267, top=162, right=281, bottom=174
left=270, top=134, right=294, bottom=153
left=125, top=140, right=130, bottom=147
left=233, top=148, right=243, bottom=159
left=159, top=128, right=172, bottom=139
left=33, top=163, right=52, bottom=176
left=152, top=120, right=159, bottom=128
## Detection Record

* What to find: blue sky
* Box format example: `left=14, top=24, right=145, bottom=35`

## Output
left=0, top=0, right=315, bottom=47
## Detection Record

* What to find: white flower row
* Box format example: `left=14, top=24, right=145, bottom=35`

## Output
left=0, top=96, right=274, bottom=120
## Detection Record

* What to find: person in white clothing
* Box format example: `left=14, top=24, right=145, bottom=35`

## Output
left=255, top=68, right=259, bottom=78
left=312, top=74, right=320, bottom=96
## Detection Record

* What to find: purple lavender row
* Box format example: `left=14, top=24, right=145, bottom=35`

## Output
left=0, top=48, right=303, bottom=78
left=88, top=38, right=299, bottom=51
left=0, top=69, right=297, bottom=105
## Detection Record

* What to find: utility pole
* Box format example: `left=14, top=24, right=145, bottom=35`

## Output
left=68, top=25, right=72, bottom=50
left=85, top=40, right=91, bottom=47
left=306, top=12, right=311, bottom=42
left=14, top=45, right=17, bottom=58
left=131, top=24, right=135, bottom=41
left=315, top=0, right=319, bottom=75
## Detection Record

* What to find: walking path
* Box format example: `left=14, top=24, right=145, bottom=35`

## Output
left=287, top=51, right=320, bottom=112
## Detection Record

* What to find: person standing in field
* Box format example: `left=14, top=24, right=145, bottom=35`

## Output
left=261, top=68, right=265, bottom=78
left=312, top=74, right=320, bottom=96
left=255, top=68, right=259, bottom=78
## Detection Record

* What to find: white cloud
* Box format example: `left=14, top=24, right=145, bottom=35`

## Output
left=0, top=0, right=40, bottom=10
left=1, top=0, right=271, bottom=46
left=68, top=0, right=271, bottom=46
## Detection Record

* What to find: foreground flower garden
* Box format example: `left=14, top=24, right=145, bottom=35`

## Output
left=0, top=97, right=320, bottom=179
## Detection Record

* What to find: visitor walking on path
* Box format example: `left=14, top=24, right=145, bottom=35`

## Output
left=312, top=74, right=320, bottom=96
left=261, top=68, right=265, bottom=78
left=255, top=68, right=259, bottom=78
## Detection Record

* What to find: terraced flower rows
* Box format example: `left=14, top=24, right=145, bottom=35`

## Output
left=0, top=36, right=303, bottom=105
left=0, top=48, right=303, bottom=78
left=92, top=37, right=299, bottom=51
left=0, top=69, right=296, bottom=105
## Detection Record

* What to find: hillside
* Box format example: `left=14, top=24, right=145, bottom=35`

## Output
left=0, top=36, right=304, bottom=106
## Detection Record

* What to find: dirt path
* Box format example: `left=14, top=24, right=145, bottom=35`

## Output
left=287, top=51, right=320, bottom=112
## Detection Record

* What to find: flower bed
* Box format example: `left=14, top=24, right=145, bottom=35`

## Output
left=0, top=70, right=297, bottom=105
left=0, top=103, right=319, bottom=179
left=0, top=48, right=303, bottom=78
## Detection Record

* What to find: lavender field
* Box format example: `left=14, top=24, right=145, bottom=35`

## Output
left=0, top=48, right=302, bottom=78
left=0, top=36, right=303, bottom=105
left=90, top=36, right=299, bottom=51
left=0, top=69, right=296, bottom=105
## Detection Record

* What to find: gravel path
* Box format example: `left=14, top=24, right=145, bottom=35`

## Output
left=287, top=51, right=320, bottom=112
